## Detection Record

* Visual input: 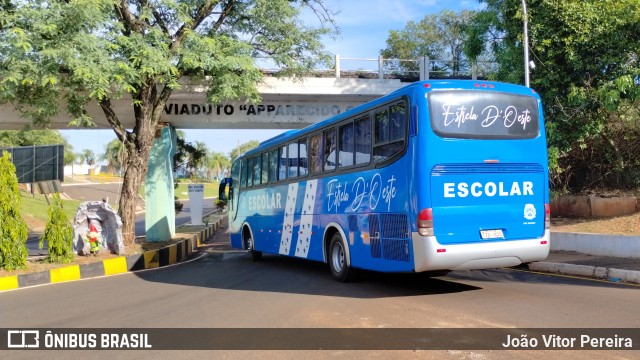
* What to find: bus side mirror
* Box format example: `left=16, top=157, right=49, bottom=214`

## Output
left=218, top=178, right=231, bottom=201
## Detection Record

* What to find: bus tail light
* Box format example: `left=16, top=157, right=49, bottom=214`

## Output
left=544, top=203, right=550, bottom=229
left=418, top=208, right=434, bottom=236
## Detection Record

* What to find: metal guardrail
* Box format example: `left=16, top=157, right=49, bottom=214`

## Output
left=258, top=55, right=494, bottom=81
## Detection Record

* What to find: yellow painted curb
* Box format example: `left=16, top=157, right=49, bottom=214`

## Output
left=168, top=245, right=177, bottom=265
left=0, top=276, right=19, bottom=291
left=50, top=265, right=81, bottom=283
left=103, top=257, right=128, bottom=275
left=144, top=250, right=159, bottom=269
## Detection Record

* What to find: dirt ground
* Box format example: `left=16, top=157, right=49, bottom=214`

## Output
left=2, top=212, right=639, bottom=279
left=551, top=212, right=640, bottom=236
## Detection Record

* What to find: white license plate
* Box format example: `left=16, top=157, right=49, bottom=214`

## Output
left=480, top=229, right=504, bottom=239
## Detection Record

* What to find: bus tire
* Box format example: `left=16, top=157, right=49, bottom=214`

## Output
left=329, top=233, right=356, bottom=282
left=244, top=229, right=262, bottom=262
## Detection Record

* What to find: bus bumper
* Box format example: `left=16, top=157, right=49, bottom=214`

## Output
left=412, top=230, right=551, bottom=272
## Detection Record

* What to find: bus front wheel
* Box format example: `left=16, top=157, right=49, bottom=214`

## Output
left=244, top=230, right=262, bottom=262
left=329, top=233, right=356, bottom=282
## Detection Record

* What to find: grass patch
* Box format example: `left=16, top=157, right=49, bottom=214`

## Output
left=20, top=192, right=82, bottom=228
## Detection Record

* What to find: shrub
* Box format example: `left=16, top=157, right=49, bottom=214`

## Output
left=215, top=199, right=227, bottom=212
left=0, top=151, right=28, bottom=270
left=39, top=193, right=74, bottom=263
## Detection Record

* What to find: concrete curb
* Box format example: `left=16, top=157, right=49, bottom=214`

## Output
left=551, top=231, right=640, bottom=259
left=527, top=261, right=640, bottom=285
left=0, top=217, right=226, bottom=292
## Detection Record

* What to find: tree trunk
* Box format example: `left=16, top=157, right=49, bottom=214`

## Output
left=101, top=80, right=169, bottom=246
left=117, top=124, right=155, bottom=245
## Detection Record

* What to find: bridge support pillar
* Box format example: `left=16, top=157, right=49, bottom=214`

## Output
left=145, top=125, right=177, bottom=242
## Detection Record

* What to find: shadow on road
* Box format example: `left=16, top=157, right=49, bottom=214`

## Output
left=447, top=266, right=640, bottom=289
left=132, top=224, right=484, bottom=298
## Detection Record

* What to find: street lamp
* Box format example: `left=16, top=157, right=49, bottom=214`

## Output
left=522, top=0, right=530, bottom=87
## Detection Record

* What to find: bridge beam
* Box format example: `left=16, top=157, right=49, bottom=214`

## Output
left=0, top=77, right=405, bottom=130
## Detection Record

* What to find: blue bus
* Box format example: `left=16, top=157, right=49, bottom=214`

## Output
left=220, top=80, right=550, bottom=281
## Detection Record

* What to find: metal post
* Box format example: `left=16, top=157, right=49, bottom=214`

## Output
left=522, top=0, right=530, bottom=87
left=378, top=55, right=384, bottom=80
left=419, top=56, right=430, bottom=80
left=335, top=54, right=340, bottom=79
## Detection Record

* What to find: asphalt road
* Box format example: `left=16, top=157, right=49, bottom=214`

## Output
left=4, top=226, right=639, bottom=360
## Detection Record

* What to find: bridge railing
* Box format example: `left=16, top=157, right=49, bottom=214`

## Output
left=258, top=55, right=496, bottom=81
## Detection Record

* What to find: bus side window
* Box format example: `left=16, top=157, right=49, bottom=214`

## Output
left=269, top=149, right=278, bottom=182
left=252, top=156, right=261, bottom=186
left=279, top=145, right=287, bottom=181
left=246, top=157, right=253, bottom=187
left=389, top=102, right=406, bottom=141
left=288, top=142, right=299, bottom=178
left=298, top=138, right=308, bottom=177
left=339, top=122, right=355, bottom=168
left=375, top=109, right=389, bottom=144
left=374, top=102, right=406, bottom=164
left=261, top=152, right=269, bottom=184
left=310, top=133, right=322, bottom=175
left=324, top=128, right=336, bottom=172
left=355, top=116, right=372, bottom=165
left=240, top=158, right=248, bottom=188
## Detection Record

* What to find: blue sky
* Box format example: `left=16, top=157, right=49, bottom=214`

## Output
left=60, top=0, right=482, bottom=160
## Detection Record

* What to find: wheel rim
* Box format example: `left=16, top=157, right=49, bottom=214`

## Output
left=331, top=241, right=344, bottom=273
left=245, top=236, right=253, bottom=251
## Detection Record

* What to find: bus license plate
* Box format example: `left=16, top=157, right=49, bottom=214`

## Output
left=480, top=229, right=504, bottom=239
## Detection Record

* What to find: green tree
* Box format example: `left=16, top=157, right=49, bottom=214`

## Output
left=0, top=0, right=335, bottom=244
left=74, top=152, right=86, bottom=166
left=102, top=138, right=126, bottom=174
left=81, top=149, right=96, bottom=167
left=470, top=0, right=640, bottom=191
left=230, top=140, right=260, bottom=162
left=39, top=193, right=74, bottom=264
left=381, top=10, right=480, bottom=77
left=206, top=151, right=231, bottom=179
left=173, top=131, right=207, bottom=181
left=192, top=141, right=209, bottom=181
left=0, top=151, right=28, bottom=270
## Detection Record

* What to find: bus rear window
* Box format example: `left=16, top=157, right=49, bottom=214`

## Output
left=428, top=90, right=539, bottom=139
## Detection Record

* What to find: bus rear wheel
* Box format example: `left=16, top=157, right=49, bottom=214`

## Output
left=244, top=230, right=262, bottom=262
left=329, top=233, right=356, bottom=282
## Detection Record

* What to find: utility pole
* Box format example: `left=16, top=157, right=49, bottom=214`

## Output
left=522, top=0, right=530, bottom=87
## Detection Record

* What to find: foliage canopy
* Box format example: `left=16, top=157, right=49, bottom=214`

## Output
left=0, top=0, right=336, bottom=243
left=468, top=0, right=640, bottom=192
left=0, top=151, right=28, bottom=270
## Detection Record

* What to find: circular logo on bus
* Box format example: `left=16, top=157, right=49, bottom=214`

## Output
left=524, top=204, right=537, bottom=220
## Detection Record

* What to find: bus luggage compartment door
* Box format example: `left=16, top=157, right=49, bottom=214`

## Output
left=430, top=164, right=546, bottom=245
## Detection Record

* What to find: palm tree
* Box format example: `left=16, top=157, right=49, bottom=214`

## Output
left=102, top=139, right=126, bottom=175
left=192, top=141, right=208, bottom=181
left=81, top=149, right=95, bottom=166
left=74, top=152, right=85, bottom=165
left=206, top=151, right=231, bottom=180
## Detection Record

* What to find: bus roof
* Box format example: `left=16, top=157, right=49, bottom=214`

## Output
left=242, top=80, right=537, bottom=158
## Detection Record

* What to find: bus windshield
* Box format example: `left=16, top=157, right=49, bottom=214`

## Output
left=428, top=90, right=539, bottom=139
